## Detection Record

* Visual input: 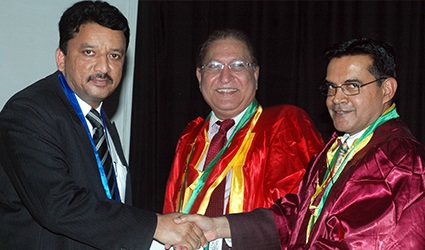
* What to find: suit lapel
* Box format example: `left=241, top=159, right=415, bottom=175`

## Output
left=50, top=71, right=96, bottom=163
left=104, top=118, right=128, bottom=167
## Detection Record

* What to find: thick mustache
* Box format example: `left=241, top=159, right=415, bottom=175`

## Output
left=87, top=73, right=113, bottom=83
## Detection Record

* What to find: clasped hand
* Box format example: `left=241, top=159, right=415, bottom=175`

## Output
left=155, top=213, right=229, bottom=250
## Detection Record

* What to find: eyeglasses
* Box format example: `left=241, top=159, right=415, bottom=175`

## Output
left=200, top=61, right=255, bottom=74
left=320, top=77, right=387, bottom=96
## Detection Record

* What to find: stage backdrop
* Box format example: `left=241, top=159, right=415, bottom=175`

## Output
left=131, top=1, right=425, bottom=212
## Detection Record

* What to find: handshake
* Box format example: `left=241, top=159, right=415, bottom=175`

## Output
left=154, top=213, right=231, bottom=250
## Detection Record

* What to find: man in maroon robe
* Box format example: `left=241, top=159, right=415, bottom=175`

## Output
left=176, top=38, right=425, bottom=249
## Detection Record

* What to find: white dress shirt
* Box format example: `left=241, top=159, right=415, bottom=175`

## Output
left=75, top=95, right=127, bottom=202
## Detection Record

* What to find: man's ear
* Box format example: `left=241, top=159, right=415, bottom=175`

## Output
left=55, top=48, right=65, bottom=72
left=382, top=77, right=397, bottom=103
left=254, top=66, right=260, bottom=89
left=196, top=68, right=202, bottom=90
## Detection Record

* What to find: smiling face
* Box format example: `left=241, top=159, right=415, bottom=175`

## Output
left=196, top=38, right=259, bottom=120
left=326, top=55, right=395, bottom=135
left=56, top=22, right=126, bottom=108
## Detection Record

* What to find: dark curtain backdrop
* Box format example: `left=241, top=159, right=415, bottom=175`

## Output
left=129, top=1, right=425, bottom=212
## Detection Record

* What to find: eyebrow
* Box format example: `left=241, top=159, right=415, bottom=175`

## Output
left=80, top=43, right=96, bottom=49
left=325, top=78, right=362, bottom=85
left=80, top=43, right=125, bottom=54
left=111, top=48, right=125, bottom=54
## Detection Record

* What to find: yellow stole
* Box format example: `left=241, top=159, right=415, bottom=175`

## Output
left=180, top=107, right=263, bottom=214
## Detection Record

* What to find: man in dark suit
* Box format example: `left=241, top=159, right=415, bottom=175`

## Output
left=0, top=1, right=205, bottom=249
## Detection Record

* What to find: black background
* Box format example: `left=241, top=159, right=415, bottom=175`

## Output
left=126, top=1, right=425, bottom=212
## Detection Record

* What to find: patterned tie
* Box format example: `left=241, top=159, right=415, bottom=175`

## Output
left=329, top=139, right=349, bottom=180
left=307, top=138, right=349, bottom=242
left=86, top=109, right=119, bottom=200
left=204, top=119, right=235, bottom=217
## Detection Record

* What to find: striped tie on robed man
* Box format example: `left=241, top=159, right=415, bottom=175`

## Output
left=332, top=139, right=349, bottom=176
left=86, top=109, right=119, bottom=200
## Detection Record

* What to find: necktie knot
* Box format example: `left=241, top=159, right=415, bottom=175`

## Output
left=86, top=109, right=103, bottom=130
left=216, top=119, right=235, bottom=134
left=339, top=140, right=349, bottom=156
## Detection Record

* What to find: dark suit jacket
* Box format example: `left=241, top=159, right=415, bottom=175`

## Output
left=0, top=71, right=157, bottom=249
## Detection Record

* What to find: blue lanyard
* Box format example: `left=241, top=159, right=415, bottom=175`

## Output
left=58, top=72, right=113, bottom=199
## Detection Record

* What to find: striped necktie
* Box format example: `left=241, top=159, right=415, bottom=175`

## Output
left=86, top=109, right=119, bottom=201
left=332, top=139, right=349, bottom=176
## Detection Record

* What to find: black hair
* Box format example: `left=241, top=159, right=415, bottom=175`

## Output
left=58, top=0, right=129, bottom=54
left=325, top=38, right=396, bottom=82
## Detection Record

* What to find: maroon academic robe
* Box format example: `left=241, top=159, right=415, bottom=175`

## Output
left=227, top=118, right=425, bottom=249
left=163, top=104, right=324, bottom=214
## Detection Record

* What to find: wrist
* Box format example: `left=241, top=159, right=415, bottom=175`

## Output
left=214, top=216, right=231, bottom=238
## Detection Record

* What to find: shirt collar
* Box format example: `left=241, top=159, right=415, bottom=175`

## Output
left=341, top=128, right=366, bottom=148
left=210, top=106, right=247, bottom=130
left=74, top=94, right=103, bottom=117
